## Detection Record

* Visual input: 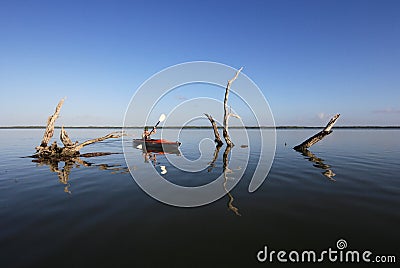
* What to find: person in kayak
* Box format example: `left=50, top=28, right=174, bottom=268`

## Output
left=142, top=126, right=156, bottom=140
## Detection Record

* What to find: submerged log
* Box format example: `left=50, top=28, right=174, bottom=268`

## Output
left=293, top=114, right=340, bottom=151
left=204, top=113, right=223, bottom=146
left=223, top=67, right=243, bottom=147
left=34, top=99, right=123, bottom=159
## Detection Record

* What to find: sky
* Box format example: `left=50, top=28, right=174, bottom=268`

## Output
left=0, top=0, right=399, bottom=126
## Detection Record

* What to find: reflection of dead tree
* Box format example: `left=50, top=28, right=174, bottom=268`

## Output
left=299, top=149, right=336, bottom=181
left=204, top=114, right=223, bottom=146
left=207, top=144, right=222, bottom=172
left=221, top=67, right=243, bottom=147
left=222, top=145, right=232, bottom=174
left=294, top=114, right=340, bottom=151
left=33, top=152, right=128, bottom=194
left=222, top=146, right=241, bottom=216
left=33, top=157, right=90, bottom=194
left=206, top=145, right=241, bottom=215
left=98, top=163, right=130, bottom=174
left=34, top=98, right=123, bottom=159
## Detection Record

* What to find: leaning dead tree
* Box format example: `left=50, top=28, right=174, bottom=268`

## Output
left=34, top=98, right=123, bottom=159
left=223, top=67, right=243, bottom=147
left=204, top=113, right=223, bottom=146
left=293, top=114, right=340, bottom=151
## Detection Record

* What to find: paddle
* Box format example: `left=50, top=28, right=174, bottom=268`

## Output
left=150, top=114, right=166, bottom=135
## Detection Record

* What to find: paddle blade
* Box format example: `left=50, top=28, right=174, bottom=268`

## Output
left=159, top=114, right=166, bottom=122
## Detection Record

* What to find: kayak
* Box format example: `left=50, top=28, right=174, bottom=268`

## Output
left=133, top=139, right=181, bottom=154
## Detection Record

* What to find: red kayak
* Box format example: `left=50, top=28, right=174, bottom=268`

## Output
left=133, top=139, right=181, bottom=154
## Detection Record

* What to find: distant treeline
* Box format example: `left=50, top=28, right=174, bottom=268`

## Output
left=1, top=126, right=400, bottom=129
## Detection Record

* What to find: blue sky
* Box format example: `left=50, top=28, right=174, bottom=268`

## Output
left=0, top=0, right=399, bottom=126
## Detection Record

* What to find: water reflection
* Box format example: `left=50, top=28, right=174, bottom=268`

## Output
left=32, top=152, right=129, bottom=194
left=295, top=148, right=336, bottom=181
left=222, top=146, right=241, bottom=216
left=208, top=145, right=241, bottom=216
left=207, top=145, right=222, bottom=172
left=142, top=151, right=158, bottom=166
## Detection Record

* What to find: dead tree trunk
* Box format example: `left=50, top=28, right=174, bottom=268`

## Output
left=204, top=113, right=223, bottom=146
left=34, top=99, right=123, bottom=159
left=223, top=67, right=243, bottom=147
left=294, top=114, right=340, bottom=151
left=39, top=98, right=65, bottom=148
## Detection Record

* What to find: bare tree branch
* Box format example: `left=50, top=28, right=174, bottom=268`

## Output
left=223, top=67, right=243, bottom=147
left=60, top=126, right=76, bottom=148
left=227, top=106, right=241, bottom=120
left=38, top=98, right=65, bottom=148
left=228, top=113, right=241, bottom=119
left=323, top=113, right=340, bottom=132
left=73, top=132, right=123, bottom=151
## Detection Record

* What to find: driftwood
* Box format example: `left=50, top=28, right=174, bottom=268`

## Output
left=40, top=98, right=65, bottom=147
left=293, top=114, right=340, bottom=151
left=34, top=99, right=123, bottom=159
left=222, top=67, right=243, bottom=147
left=204, top=114, right=223, bottom=146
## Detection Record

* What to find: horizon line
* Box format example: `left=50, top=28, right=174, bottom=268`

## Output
left=1, top=125, right=400, bottom=129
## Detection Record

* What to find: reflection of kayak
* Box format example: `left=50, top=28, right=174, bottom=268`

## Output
left=133, top=139, right=181, bottom=155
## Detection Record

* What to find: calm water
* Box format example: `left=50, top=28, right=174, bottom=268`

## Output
left=0, top=129, right=399, bottom=267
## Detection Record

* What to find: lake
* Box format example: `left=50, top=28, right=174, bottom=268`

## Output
left=0, top=128, right=399, bottom=267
